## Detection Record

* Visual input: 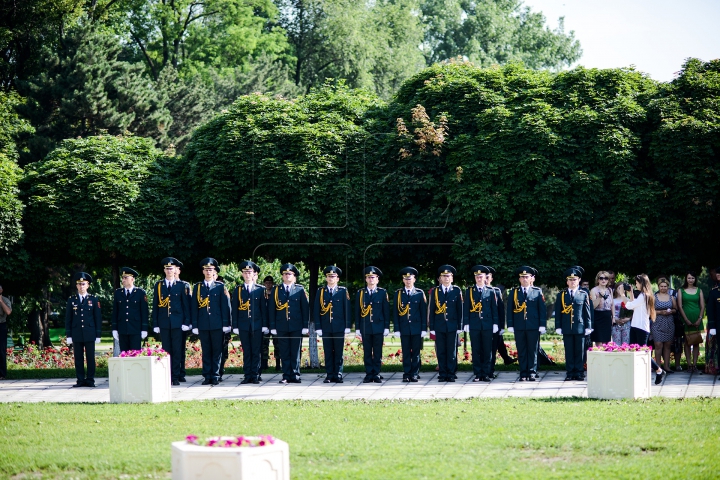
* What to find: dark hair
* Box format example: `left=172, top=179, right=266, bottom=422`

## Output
left=681, top=271, right=698, bottom=289
left=635, top=274, right=656, bottom=321
left=263, top=275, right=274, bottom=283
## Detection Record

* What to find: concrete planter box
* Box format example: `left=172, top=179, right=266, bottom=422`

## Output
left=171, top=438, right=290, bottom=480
left=587, top=350, right=651, bottom=399
left=108, top=355, right=172, bottom=403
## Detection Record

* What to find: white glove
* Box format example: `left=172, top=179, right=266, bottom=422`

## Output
left=710, top=329, right=716, bottom=336
left=112, top=330, right=119, bottom=340
left=430, top=330, right=435, bottom=335
left=222, top=326, right=231, bottom=333
left=383, top=329, right=390, bottom=337
left=344, top=328, right=351, bottom=334
left=66, top=337, right=73, bottom=345
left=262, top=327, right=269, bottom=334
left=421, top=331, right=428, bottom=338
left=181, top=325, right=191, bottom=332
left=498, top=329, right=505, bottom=335
left=302, top=328, right=309, bottom=335
left=192, top=328, right=199, bottom=335
left=316, top=329, right=323, bottom=337
left=508, top=327, right=514, bottom=333
left=492, top=324, right=498, bottom=333
left=463, top=325, right=469, bottom=333
left=556, top=328, right=562, bottom=335
left=456, top=330, right=462, bottom=334
left=95, top=338, right=101, bottom=344
left=584, top=328, right=592, bottom=335
left=141, top=331, right=147, bottom=339
left=539, top=326, right=546, bottom=334
left=153, top=327, right=160, bottom=333
left=233, top=328, right=239, bottom=335
left=270, top=329, right=277, bottom=335
left=394, top=331, right=401, bottom=338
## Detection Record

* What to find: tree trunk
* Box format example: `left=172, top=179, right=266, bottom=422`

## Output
left=27, top=308, right=45, bottom=349
left=42, top=287, right=52, bottom=347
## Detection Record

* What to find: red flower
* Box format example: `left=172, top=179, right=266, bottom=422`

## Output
left=621, top=302, right=626, bottom=308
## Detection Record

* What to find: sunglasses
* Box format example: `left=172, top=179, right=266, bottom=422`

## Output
left=598, top=277, right=608, bottom=280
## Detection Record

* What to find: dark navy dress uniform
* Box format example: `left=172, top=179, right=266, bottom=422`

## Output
left=191, top=279, right=230, bottom=384
left=490, top=279, right=513, bottom=375
left=65, top=272, right=102, bottom=387
left=506, top=267, right=547, bottom=381
left=111, top=269, right=148, bottom=353
left=354, top=267, right=390, bottom=382
left=393, top=284, right=427, bottom=381
left=270, top=264, right=309, bottom=383
left=708, top=274, right=720, bottom=368
left=555, top=270, right=592, bottom=380
left=464, top=270, right=499, bottom=381
left=313, top=280, right=351, bottom=382
left=429, top=268, right=464, bottom=382
left=152, top=259, right=190, bottom=384
left=232, top=279, right=267, bottom=383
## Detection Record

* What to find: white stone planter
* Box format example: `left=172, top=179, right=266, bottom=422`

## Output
left=171, top=438, right=290, bottom=480
left=108, top=355, right=172, bottom=403
left=587, top=350, right=651, bottom=399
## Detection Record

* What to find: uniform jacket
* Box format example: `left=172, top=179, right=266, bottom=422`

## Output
left=270, top=283, right=309, bottom=333
left=65, top=294, right=102, bottom=342
left=393, top=288, right=428, bottom=336
left=463, top=286, right=499, bottom=331
left=231, top=283, right=266, bottom=332
left=191, top=281, right=230, bottom=331
left=707, top=285, right=720, bottom=329
left=554, top=288, right=592, bottom=335
left=428, top=285, right=463, bottom=333
left=313, top=285, right=351, bottom=333
left=506, top=286, right=547, bottom=330
left=152, top=280, right=190, bottom=329
left=111, top=287, right=149, bottom=334
left=354, top=287, right=390, bottom=335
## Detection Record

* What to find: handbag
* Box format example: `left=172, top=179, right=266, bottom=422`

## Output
left=685, top=330, right=703, bottom=346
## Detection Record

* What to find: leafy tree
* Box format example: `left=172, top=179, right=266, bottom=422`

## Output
left=420, top=0, right=581, bottom=70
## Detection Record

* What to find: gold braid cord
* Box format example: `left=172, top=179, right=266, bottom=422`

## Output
left=397, top=290, right=410, bottom=316
left=274, top=286, right=289, bottom=312
left=196, top=284, right=209, bottom=309
left=359, top=290, right=372, bottom=317
left=157, top=283, right=170, bottom=308
left=468, top=288, right=482, bottom=313
left=319, top=289, right=332, bottom=316
left=237, top=286, right=250, bottom=311
left=434, top=288, right=447, bottom=314
left=560, top=292, right=573, bottom=315
left=512, top=289, right=527, bottom=314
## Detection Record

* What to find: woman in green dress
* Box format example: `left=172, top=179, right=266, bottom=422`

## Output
left=677, top=272, right=705, bottom=373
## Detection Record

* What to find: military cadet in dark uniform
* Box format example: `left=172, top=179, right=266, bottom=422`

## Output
left=354, top=266, right=391, bottom=383
left=555, top=267, right=593, bottom=381
left=216, top=275, right=232, bottom=381
left=191, top=258, right=230, bottom=386
left=269, top=263, right=309, bottom=384
left=175, top=262, right=191, bottom=382
left=429, top=265, right=463, bottom=382
left=261, top=275, right=281, bottom=372
left=487, top=266, right=515, bottom=377
left=706, top=267, right=720, bottom=372
left=152, top=257, right=191, bottom=385
left=463, top=265, right=499, bottom=382
left=231, top=261, right=267, bottom=384
left=393, top=267, right=428, bottom=382
left=506, top=266, right=547, bottom=382
left=572, top=265, right=593, bottom=371
left=313, top=266, right=351, bottom=383
left=111, top=267, right=148, bottom=353
left=65, top=272, right=102, bottom=387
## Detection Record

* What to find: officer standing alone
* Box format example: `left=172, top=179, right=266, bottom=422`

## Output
left=555, top=267, right=592, bottom=381
left=111, top=267, right=148, bottom=353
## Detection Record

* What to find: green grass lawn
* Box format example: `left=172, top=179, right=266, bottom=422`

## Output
left=1, top=397, right=718, bottom=479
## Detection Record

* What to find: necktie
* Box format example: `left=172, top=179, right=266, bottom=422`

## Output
left=286, top=286, right=290, bottom=295
left=570, top=290, right=574, bottom=298
left=80, top=296, right=84, bottom=303
left=125, top=290, right=130, bottom=298
left=406, top=289, right=411, bottom=296
left=522, top=288, right=527, bottom=296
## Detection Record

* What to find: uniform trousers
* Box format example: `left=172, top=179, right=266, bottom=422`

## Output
left=435, top=330, right=458, bottom=379
left=219, top=332, right=232, bottom=377
left=563, top=334, right=585, bottom=377
left=277, top=330, right=302, bottom=381
left=470, top=330, right=493, bottom=377
left=322, top=333, right=345, bottom=380
left=238, top=329, right=263, bottom=379
left=73, top=341, right=96, bottom=382
left=514, top=329, right=540, bottom=377
left=400, top=334, right=422, bottom=378
left=118, top=333, right=141, bottom=353
left=180, top=330, right=189, bottom=378
left=362, top=332, right=384, bottom=377
left=491, top=332, right=512, bottom=373
left=198, top=329, right=223, bottom=381
left=160, top=327, right=184, bottom=381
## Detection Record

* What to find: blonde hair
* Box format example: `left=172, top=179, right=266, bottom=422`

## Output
left=595, top=271, right=610, bottom=286
left=635, top=274, right=656, bottom=321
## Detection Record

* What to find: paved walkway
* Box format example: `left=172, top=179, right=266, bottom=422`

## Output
left=1, top=370, right=719, bottom=403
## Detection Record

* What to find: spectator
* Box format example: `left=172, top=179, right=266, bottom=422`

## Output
left=677, top=271, right=705, bottom=374
left=653, top=280, right=677, bottom=373
left=580, top=280, right=590, bottom=290
left=625, top=274, right=664, bottom=384
left=607, top=270, right=617, bottom=291
left=611, top=283, right=631, bottom=345
left=590, top=271, right=613, bottom=346
left=0, top=284, right=12, bottom=380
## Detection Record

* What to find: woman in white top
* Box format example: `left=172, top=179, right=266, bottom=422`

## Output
left=625, top=273, right=664, bottom=384
left=590, top=271, right=614, bottom=346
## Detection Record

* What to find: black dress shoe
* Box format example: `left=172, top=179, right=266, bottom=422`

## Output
left=402, top=377, right=410, bottom=382
left=212, top=379, right=219, bottom=385
left=257, top=376, right=263, bottom=382
left=565, top=376, right=573, bottom=381
left=655, top=372, right=663, bottom=385
left=416, top=375, right=421, bottom=379
left=323, top=378, right=332, bottom=383
left=240, top=378, right=251, bottom=384
left=336, top=377, right=344, bottom=383
left=252, top=379, right=260, bottom=384
left=504, top=358, right=517, bottom=365
left=202, top=379, right=211, bottom=385
left=473, top=377, right=480, bottom=382
left=447, top=377, right=455, bottom=382
left=217, top=377, right=223, bottom=382
left=279, top=379, right=288, bottom=384
left=72, top=381, right=84, bottom=388
left=172, top=380, right=180, bottom=386
left=178, top=377, right=187, bottom=382
left=373, top=377, right=382, bottom=383
left=363, top=377, right=372, bottom=383
left=85, top=380, right=96, bottom=387
left=519, top=377, right=526, bottom=382
left=379, top=375, right=384, bottom=380
left=438, top=377, right=446, bottom=382
left=481, top=376, right=491, bottom=382
left=410, top=376, right=418, bottom=382
left=290, top=378, right=302, bottom=384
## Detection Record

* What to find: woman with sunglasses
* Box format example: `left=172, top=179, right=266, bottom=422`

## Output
left=626, top=274, right=664, bottom=384
left=653, top=280, right=677, bottom=374
left=677, top=271, right=705, bottom=373
left=590, top=271, right=613, bottom=346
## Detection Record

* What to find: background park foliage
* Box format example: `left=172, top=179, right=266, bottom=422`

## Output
left=0, top=1, right=718, bottom=345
